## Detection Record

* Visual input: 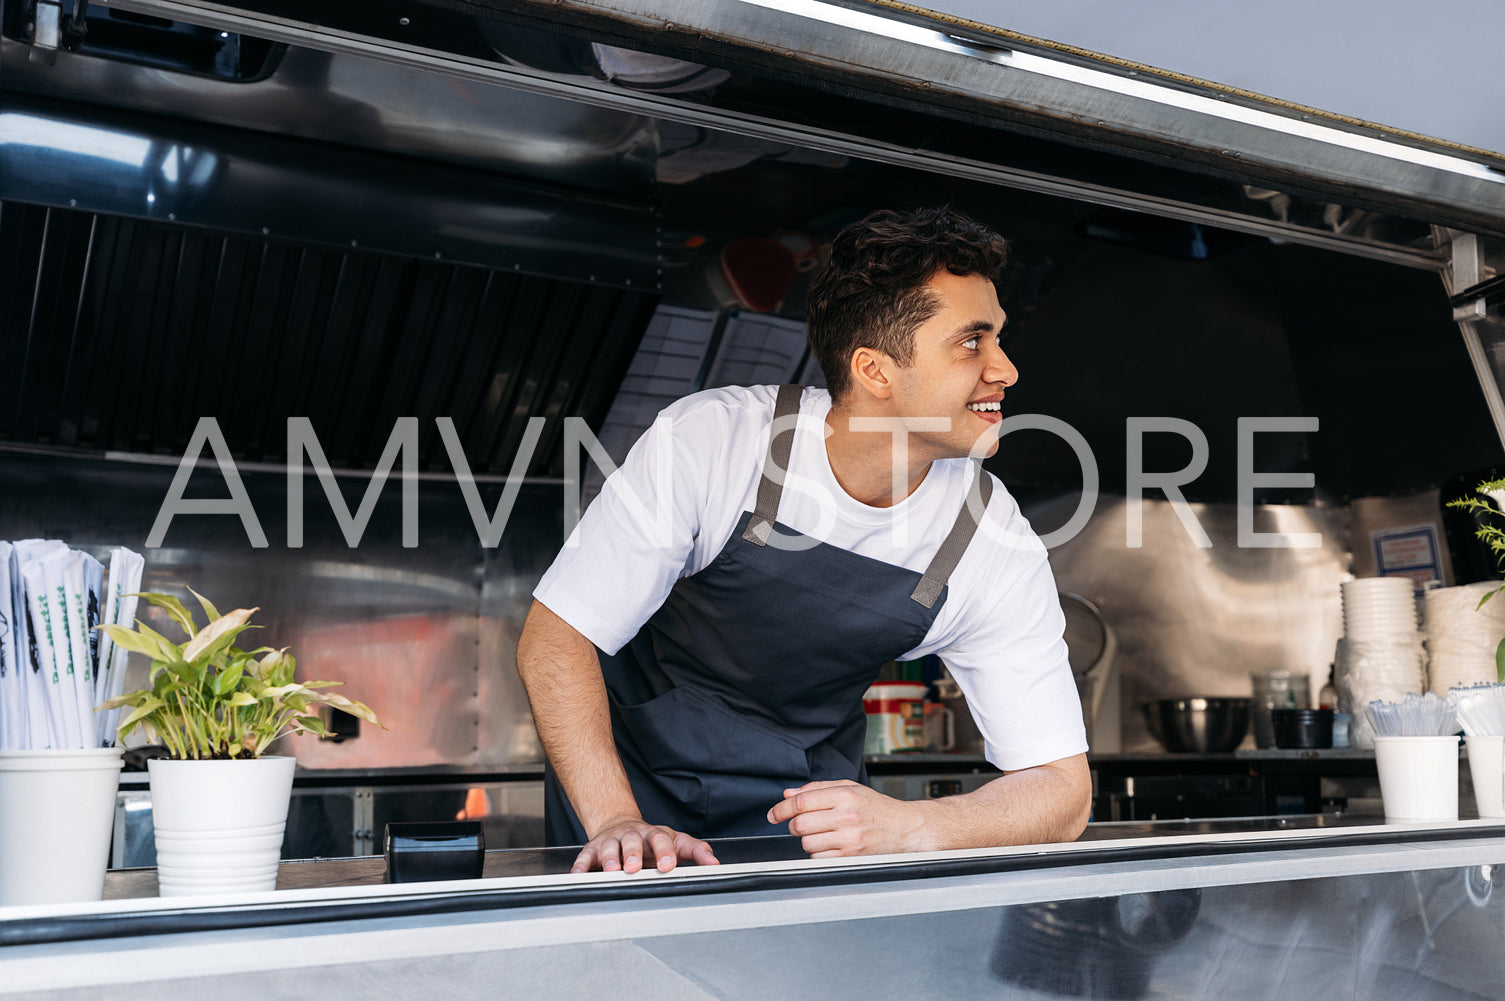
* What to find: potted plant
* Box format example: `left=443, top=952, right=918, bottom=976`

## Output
left=100, top=590, right=380, bottom=896
left=1447, top=478, right=1505, bottom=681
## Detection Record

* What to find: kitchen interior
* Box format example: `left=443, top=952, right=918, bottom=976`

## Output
left=5, top=1, right=1505, bottom=996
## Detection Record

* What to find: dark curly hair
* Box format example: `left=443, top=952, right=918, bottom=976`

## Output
left=806, top=206, right=1009, bottom=402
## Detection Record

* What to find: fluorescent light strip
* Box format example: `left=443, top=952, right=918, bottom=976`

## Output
left=736, top=0, right=1503, bottom=183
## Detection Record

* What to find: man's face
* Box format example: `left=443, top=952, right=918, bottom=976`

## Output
left=890, top=269, right=1017, bottom=461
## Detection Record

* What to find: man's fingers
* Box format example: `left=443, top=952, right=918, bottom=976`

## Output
left=783, top=779, right=858, bottom=798
left=769, top=785, right=852, bottom=824
left=619, top=831, right=646, bottom=873
left=646, top=829, right=679, bottom=872
left=684, top=837, right=719, bottom=866
left=574, top=824, right=715, bottom=874
left=799, top=829, right=856, bottom=856
left=571, top=844, right=598, bottom=874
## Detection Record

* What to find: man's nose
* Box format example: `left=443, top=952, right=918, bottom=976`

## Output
left=987, top=342, right=1019, bottom=388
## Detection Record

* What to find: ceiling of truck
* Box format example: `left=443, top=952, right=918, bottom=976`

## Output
left=1, top=1, right=1500, bottom=499
left=920, top=0, right=1505, bottom=157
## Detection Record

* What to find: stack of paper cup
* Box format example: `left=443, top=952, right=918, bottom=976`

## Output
left=1425, top=583, right=1505, bottom=693
left=1339, top=577, right=1427, bottom=749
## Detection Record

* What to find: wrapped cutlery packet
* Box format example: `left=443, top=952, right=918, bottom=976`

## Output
left=0, top=542, right=144, bottom=749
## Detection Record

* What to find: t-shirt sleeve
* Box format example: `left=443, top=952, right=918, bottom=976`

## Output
left=936, top=500, right=1089, bottom=771
left=533, top=401, right=713, bottom=654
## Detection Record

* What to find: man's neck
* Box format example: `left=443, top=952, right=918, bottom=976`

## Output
left=823, top=399, right=933, bottom=508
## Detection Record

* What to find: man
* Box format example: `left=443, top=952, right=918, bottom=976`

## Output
left=516, top=206, right=1090, bottom=874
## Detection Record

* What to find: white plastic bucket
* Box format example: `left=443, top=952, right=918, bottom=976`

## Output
left=1465, top=735, right=1505, bottom=819
left=148, top=755, right=295, bottom=897
left=0, top=747, right=125, bottom=907
left=863, top=682, right=927, bottom=754
left=1374, top=735, right=1459, bottom=821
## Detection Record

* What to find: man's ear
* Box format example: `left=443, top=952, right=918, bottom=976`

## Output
left=848, top=346, right=894, bottom=401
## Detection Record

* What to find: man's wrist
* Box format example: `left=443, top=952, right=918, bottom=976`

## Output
left=907, top=795, right=960, bottom=853
left=582, top=807, right=646, bottom=839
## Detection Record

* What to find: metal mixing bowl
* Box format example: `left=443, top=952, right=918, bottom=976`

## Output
left=1142, top=698, right=1251, bottom=753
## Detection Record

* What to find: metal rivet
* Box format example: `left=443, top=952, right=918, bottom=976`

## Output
left=434, top=251, right=442, bottom=259
left=351, top=239, right=359, bottom=247
left=262, top=226, right=270, bottom=235
left=167, top=212, right=176, bottom=221
left=68, top=198, right=76, bottom=207
left=399, top=16, right=409, bottom=25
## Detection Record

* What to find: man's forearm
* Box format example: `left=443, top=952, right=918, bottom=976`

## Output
left=915, top=753, right=1091, bottom=850
left=515, top=600, right=642, bottom=836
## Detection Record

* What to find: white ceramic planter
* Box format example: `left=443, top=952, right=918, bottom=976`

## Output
left=147, top=755, right=296, bottom=897
left=0, top=747, right=125, bottom=906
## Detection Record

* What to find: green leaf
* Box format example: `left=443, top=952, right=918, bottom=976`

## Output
left=212, top=662, right=245, bottom=697
left=135, top=619, right=185, bottom=662
left=322, top=692, right=382, bottom=726
left=295, top=715, right=328, bottom=738
left=137, top=593, right=197, bottom=640
left=225, top=692, right=258, bottom=708
left=188, top=587, right=222, bottom=624
left=1497, top=637, right=1505, bottom=684
left=98, top=693, right=139, bottom=711
left=1480, top=587, right=1505, bottom=611
left=98, top=624, right=164, bottom=659
left=183, top=607, right=258, bottom=663
left=118, top=697, right=166, bottom=732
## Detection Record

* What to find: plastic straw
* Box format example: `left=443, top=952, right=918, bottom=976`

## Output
left=1365, top=691, right=1460, bottom=737
left=0, top=542, right=19, bottom=749
left=1448, top=683, right=1505, bottom=737
left=0, top=540, right=134, bottom=750
left=95, top=547, right=143, bottom=747
left=61, top=551, right=96, bottom=746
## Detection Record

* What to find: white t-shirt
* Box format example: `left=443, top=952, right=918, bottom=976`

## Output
left=535, top=385, right=1088, bottom=771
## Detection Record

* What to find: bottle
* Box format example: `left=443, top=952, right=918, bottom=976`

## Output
left=1319, top=666, right=1337, bottom=710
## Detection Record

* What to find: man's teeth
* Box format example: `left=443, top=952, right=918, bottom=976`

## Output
left=967, top=402, right=1001, bottom=412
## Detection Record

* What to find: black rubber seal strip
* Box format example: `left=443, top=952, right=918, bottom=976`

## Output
left=5, top=825, right=1503, bottom=948
left=1450, top=272, right=1505, bottom=308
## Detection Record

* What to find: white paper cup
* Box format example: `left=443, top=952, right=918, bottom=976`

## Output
left=1465, top=735, right=1505, bottom=819
left=1374, top=736, right=1460, bottom=821
left=0, top=748, right=125, bottom=907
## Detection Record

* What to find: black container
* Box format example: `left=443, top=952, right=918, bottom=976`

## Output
left=1270, top=708, right=1335, bottom=749
left=384, top=821, right=485, bottom=883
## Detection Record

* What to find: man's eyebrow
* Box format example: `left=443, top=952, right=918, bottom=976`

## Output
left=953, top=319, right=999, bottom=337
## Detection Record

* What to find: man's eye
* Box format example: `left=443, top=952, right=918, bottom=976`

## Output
left=963, top=337, right=979, bottom=350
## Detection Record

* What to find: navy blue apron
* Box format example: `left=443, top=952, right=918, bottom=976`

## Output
left=544, top=384, right=993, bottom=844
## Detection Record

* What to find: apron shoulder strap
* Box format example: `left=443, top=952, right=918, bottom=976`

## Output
left=911, top=463, right=994, bottom=609
left=742, top=384, right=804, bottom=546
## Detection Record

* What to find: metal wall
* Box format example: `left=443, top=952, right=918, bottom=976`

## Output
left=0, top=441, right=1360, bottom=764
left=1032, top=494, right=1351, bottom=752
left=0, top=449, right=566, bottom=768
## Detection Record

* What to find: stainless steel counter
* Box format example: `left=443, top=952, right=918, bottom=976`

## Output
left=8, top=816, right=1505, bottom=1000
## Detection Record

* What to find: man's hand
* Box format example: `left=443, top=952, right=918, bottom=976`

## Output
left=767, top=780, right=930, bottom=858
left=572, top=815, right=720, bottom=874
left=770, top=755, right=1091, bottom=858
